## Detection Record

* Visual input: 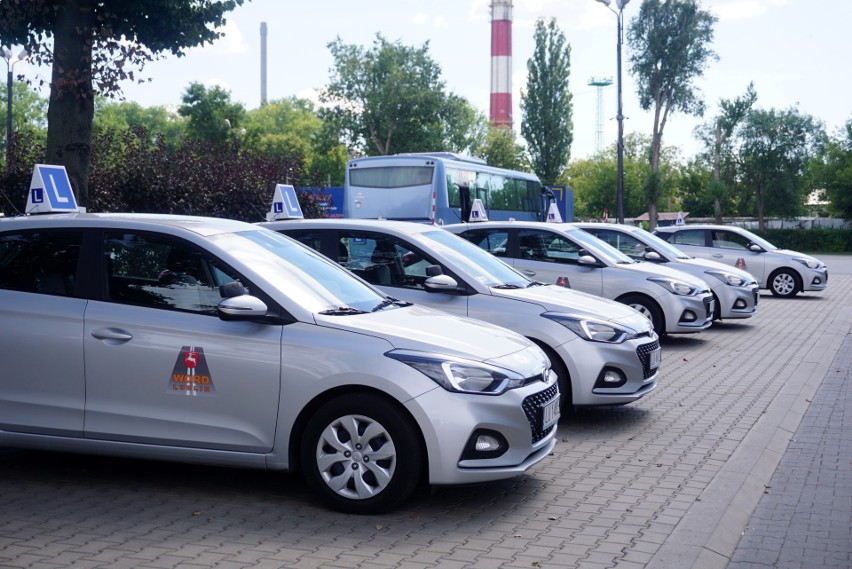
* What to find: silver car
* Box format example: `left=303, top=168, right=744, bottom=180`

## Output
left=445, top=221, right=715, bottom=335
left=265, top=219, right=661, bottom=409
left=575, top=222, right=759, bottom=320
left=0, top=212, right=559, bottom=514
left=653, top=224, right=829, bottom=298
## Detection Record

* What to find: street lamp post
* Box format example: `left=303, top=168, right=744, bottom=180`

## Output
left=595, top=0, right=629, bottom=224
left=3, top=47, right=28, bottom=170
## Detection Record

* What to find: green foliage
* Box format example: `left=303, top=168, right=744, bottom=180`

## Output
left=521, top=18, right=573, bottom=186
left=757, top=228, right=852, bottom=253
left=320, top=34, right=479, bottom=156
left=179, top=82, right=246, bottom=146
left=94, top=98, right=186, bottom=151
left=477, top=127, right=530, bottom=171
left=811, top=118, right=852, bottom=219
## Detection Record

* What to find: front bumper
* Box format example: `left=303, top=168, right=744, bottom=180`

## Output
left=556, top=335, right=659, bottom=406
left=714, top=283, right=759, bottom=319
left=662, top=292, right=715, bottom=333
left=801, top=267, right=828, bottom=292
left=406, top=376, right=559, bottom=485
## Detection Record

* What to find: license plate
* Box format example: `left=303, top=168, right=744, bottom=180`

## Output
left=540, top=396, right=560, bottom=431
left=649, top=348, right=661, bottom=369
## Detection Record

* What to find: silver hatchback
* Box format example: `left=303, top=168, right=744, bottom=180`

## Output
left=576, top=223, right=759, bottom=320
left=654, top=224, right=828, bottom=298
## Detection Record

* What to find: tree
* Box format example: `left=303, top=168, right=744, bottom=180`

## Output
left=179, top=82, right=246, bottom=147
left=320, top=34, right=478, bottom=156
left=628, top=0, right=717, bottom=229
left=477, top=126, right=530, bottom=171
left=694, top=83, right=757, bottom=221
left=813, top=118, right=852, bottom=219
left=94, top=99, right=186, bottom=151
left=0, top=0, right=245, bottom=207
left=521, top=18, right=573, bottom=186
left=733, top=107, right=825, bottom=230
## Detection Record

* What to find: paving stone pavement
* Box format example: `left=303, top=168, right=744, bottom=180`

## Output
left=1, top=256, right=850, bottom=569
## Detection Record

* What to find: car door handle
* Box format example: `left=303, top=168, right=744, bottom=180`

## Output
left=522, top=269, right=536, bottom=276
left=91, top=328, right=133, bottom=343
left=711, top=254, right=723, bottom=258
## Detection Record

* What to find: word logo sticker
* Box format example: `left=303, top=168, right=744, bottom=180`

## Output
left=168, top=346, right=216, bottom=396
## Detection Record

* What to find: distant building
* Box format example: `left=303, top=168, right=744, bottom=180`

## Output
left=635, top=211, right=689, bottom=227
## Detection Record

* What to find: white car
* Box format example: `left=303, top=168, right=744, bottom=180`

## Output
left=575, top=222, right=759, bottom=320
left=653, top=224, right=828, bottom=298
left=265, top=219, right=661, bottom=409
left=0, top=211, right=559, bottom=514
left=445, top=220, right=715, bottom=335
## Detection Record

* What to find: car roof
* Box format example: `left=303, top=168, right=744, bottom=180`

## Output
left=573, top=222, right=640, bottom=233
left=654, top=224, right=740, bottom=232
left=262, top=218, right=440, bottom=236
left=445, top=220, right=585, bottom=232
left=0, top=212, right=256, bottom=237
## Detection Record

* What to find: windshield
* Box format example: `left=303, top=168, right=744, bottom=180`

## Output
left=221, top=229, right=387, bottom=313
left=633, top=227, right=692, bottom=259
left=422, top=229, right=531, bottom=288
left=737, top=228, right=777, bottom=250
left=565, top=226, right=635, bottom=264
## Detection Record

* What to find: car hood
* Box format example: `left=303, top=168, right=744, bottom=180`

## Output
left=315, top=304, right=544, bottom=372
left=677, top=257, right=757, bottom=283
left=772, top=249, right=825, bottom=266
left=617, top=260, right=711, bottom=290
left=490, top=285, right=654, bottom=334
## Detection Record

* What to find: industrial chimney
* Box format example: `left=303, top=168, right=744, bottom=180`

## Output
left=490, top=0, right=513, bottom=128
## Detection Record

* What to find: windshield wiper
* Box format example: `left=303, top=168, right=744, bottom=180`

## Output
left=492, top=283, right=524, bottom=289
left=526, top=281, right=547, bottom=287
left=371, top=297, right=412, bottom=312
left=319, top=306, right=367, bottom=316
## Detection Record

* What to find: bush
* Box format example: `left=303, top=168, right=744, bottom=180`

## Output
left=756, top=228, right=852, bottom=253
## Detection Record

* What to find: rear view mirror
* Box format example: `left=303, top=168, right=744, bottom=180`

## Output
left=218, top=294, right=268, bottom=320
left=644, top=251, right=662, bottom=262
left=578, top=255, right=598, bottom=266
left=424, top=265, right=460, bottom=292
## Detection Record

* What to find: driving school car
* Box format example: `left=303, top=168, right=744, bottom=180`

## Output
left=0, top=171, right=559, bottom=515
left=264, top=218, right=661, bottom=409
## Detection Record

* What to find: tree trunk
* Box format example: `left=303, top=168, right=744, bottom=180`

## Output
left=45, top=0, right=95, bottom=208
left=713, top=119, right=722, bottom=223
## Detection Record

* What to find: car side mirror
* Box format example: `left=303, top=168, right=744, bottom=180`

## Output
left=643, top=251, right=663, bottom=262
left=578, top=254, right=598, bottom=266
left=218, top=294, right=268, bottom=320
left=423, top=265, right=460, bottom=292
left=748, top=243, right=763, bottom=253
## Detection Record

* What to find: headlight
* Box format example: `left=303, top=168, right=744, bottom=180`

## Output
left=793, top=257, right=820, bottom=269
left=542, top=313, right=639, bottom=343
left=705, top=270, right=748, bottom=287
left=648, top=277, right=701, bottom=296
left=385, top=350, right=526, bottom=395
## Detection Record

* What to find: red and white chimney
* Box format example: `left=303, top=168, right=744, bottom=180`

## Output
left=490, top=0, right=513, bottom=129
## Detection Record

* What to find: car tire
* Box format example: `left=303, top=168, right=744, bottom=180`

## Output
left=711, top=292, right=722, bottom=320
left=531, top=340, right=572, bottom=412
left=301, top=393, right=424, bottom=515
left=769, top=268, right=801, bottom=298
left=620, top=294, right=665, bottom=335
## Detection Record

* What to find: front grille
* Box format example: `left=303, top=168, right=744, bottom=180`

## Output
left=636, top=340, right=661, bottom=379
left=703, top=296, right=713, bottom=318
left=522, top=383, right=559, bottom=444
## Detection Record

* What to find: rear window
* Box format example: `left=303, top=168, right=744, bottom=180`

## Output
left=0, top=230, right=82, bottom=296
left=349, top=166, right=434, bottom=188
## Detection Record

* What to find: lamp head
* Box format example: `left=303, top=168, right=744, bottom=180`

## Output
left=596, top=0, right=612, bottom=5
left=616, top=0, right=630, bottom=9
left=2, top=47, right=12, bottom=60
left=17, top=48, right=28, bottom=60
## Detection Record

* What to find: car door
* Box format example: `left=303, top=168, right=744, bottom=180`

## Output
left=707, top=229, right=767, bottom=283
left=0, top=229, right=86, bottom=436
left=511, top=228, right=604, bottom=296
left=662, top=228, right=710, bottom=259
left=337, top=229, right=470, bottom=316
left=83, top=230, right=282, bottom=452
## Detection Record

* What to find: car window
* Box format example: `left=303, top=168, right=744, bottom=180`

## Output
left=669, top=229, right=705, bottom=247
left=0, top=230, right=83, bottom=296
left=589, top=229, right=646, bottom=260
left=458, top=228, right=509, bottom=257
left=104, top=232, right=242, bottom=314
left=338, top=231, right=430, bottom=290
left=518, top=229, right=582, bottom=264
left=710, top=230, right=750, bottom=250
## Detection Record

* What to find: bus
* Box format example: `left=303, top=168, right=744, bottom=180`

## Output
left=344, top=152, right=549, bottom=224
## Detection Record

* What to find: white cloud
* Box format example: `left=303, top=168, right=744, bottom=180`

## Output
left=209, top=19, right=249, bottom=54
left=412, top=13, right=450, bottom=28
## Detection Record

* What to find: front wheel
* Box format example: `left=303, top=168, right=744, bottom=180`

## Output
left=769, top=269, right=801, bottom=298
left=620, top=294, right=665, bottom=335
left=301, top=393, right=424, bottom=514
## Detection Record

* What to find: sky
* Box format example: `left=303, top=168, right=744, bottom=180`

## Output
left=10, top=0, right=852, bottom=162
